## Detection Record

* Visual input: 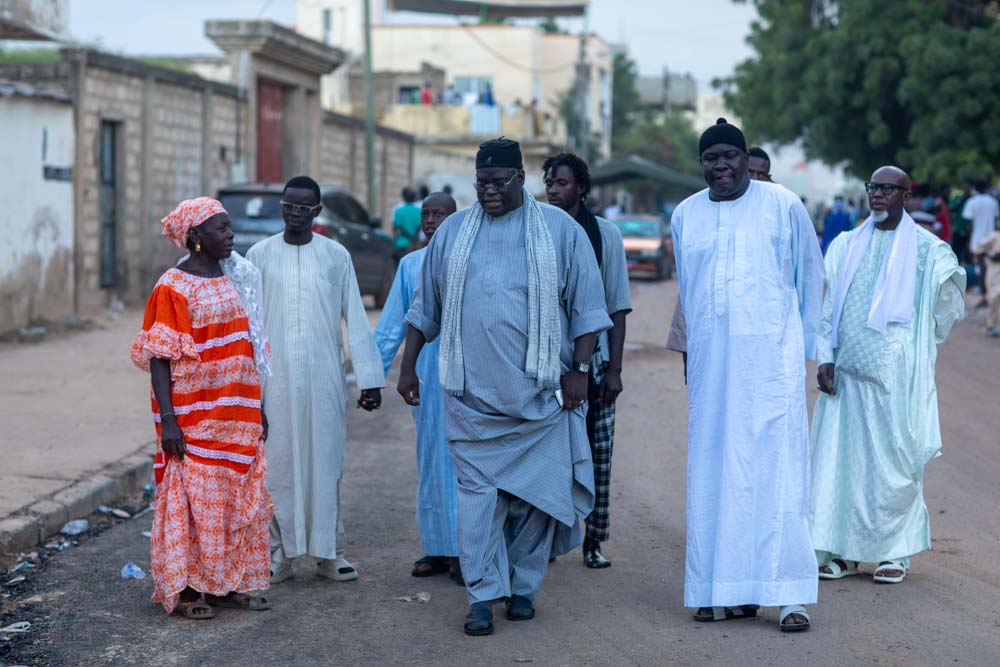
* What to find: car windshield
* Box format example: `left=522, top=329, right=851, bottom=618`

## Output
left=613, top=219, right=662, bottom=238
left=220, top=193, right=282, bottom=220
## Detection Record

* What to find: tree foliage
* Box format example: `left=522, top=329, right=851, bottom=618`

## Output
left=616, top=113, right=702, bottom=179
left=556, top=88, right=602, bottom=163
left=721, top=0, right=1000, bottom=183
left=611, top=51, right=640, bottom=152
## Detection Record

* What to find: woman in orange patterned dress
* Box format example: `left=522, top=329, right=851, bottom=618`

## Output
left=131, top=197, right=274, bottom=619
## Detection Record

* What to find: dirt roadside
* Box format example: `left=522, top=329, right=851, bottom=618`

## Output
left=2, top=278, right=998, bottom=666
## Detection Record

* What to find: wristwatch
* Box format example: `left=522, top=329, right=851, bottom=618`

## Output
left=572, top=361, right=591, bottom=375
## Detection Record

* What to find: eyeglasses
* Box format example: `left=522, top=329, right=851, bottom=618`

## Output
left=474, top=172, right=519, bottom=192
left=864, top=182, right=903, bottom=195
left=280, top=200, right=321, bottom=215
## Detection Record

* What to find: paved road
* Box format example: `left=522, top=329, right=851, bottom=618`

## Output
left=3, top=279, right=999, bottom=666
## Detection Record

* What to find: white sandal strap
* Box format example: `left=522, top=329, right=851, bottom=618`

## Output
left=821, top=560, right=843, bottom=576
left=875, top=560, right=907, bottom=573
left=712, top=606, right=726, bottom=621
left=779, top=605, right=810, bottom=623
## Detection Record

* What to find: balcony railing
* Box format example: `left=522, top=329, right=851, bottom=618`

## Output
left=378, top=104, right=566, bottom=144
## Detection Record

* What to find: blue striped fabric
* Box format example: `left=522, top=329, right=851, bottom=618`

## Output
left=405, top=201, right=611, bottom=603
left=374, top=247, right=459, bottom=558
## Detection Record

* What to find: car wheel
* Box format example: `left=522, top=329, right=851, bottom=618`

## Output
left=654, top=257, right=666, bottom=281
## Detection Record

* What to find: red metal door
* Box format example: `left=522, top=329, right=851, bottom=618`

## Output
left=257, top=79, right=284, bottom=183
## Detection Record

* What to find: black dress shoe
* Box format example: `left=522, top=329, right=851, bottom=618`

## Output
left=583, top=543, right=611, bottom=569
left=505, top=594, right=535, bottom=621
left=464, top=602, right=494, bottom=636
left=449, top=559, right=465, bottom=587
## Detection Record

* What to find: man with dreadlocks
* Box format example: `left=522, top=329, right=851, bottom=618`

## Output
left=544, top=152, right=632, bottom=569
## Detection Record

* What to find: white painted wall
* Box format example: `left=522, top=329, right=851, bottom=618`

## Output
left=0, top=94, right=75, bottom=332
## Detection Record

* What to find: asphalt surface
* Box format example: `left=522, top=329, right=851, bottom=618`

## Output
left=2, top=278, right=999, bottom=666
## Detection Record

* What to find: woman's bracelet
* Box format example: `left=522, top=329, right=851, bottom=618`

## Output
left=161, top=412, right=176, bottom=420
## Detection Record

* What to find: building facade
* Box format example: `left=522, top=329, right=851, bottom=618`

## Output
left=0, top=81, right=74, bottom=333
left=0, top=30, right=415, bottom=321
left=297, top=1, right=613, bottom=157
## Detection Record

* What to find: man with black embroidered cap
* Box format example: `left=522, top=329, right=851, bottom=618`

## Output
left=671, top=119, right=825, bottom=632
left=543, top=152, right=632, bottom=569
left=397, top=138, right=611, bottom=635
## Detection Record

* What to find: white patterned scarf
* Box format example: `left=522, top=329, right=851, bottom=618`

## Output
left=830, top=211, right=918, bottom=349
left=439, top=188, right=561, bottom=397
left=177, top=252, right=272, bottom=376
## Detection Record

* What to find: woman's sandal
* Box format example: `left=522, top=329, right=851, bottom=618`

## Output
left=205, top=592, right=272, bottom=611
left=819, top=558, right=860, bottom=580
left=411, top=555, right=451, bottom=577
left=873, top=560, right=907, bottom=584
left=693, top=605, right=759, bottom=622
left=779, top=605, right=811, bottom=632
left=177, top=596, right=216, bottom=620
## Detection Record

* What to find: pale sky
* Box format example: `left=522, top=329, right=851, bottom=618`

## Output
left=64, top=0, right=757, bottom=87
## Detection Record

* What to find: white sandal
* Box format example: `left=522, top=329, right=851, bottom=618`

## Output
left=779, top=605, right=811, bottom=632
left=318, top=557, right=359, bottom=582
left=819, top=558, right=859, bottom=580
left=873, top=560, right=907, bottom=584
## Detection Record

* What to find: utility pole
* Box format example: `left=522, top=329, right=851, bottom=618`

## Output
left=363, top=0, right=377, bottom=215
left=575, top=9, right=590, bottom=156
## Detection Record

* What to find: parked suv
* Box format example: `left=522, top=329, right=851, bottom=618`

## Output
left=218, top=183, right=395, bottom=306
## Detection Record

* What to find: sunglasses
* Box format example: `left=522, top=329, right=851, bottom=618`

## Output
left=864, top=182, right=903, bottom=195
left=474, top=171, right=519, bottom=192
left=280, top=200, right=321, bottom=215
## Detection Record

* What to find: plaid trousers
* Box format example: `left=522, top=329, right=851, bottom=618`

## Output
left=585, top=361, right=616, bottom=543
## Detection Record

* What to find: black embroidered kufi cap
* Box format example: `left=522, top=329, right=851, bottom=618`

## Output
left=476, top=137, right=523, bottom=169
left=698, top=118, right=747, bottom=155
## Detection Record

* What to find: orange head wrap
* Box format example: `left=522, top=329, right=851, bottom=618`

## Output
left=160, top=197, right=228, bottom=248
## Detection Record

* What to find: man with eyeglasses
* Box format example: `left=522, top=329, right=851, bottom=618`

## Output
left=397, top=138, right=611, bottom=636
left=247, top=175, right=385, bottom=586
left=810, top=166, right=965, bottom=587
left=671, top=118, right=824, bottom=632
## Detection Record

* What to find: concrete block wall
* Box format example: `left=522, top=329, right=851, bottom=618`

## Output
left=75, top=65, right=145, bottom=310
left=318, top=112, right=414, bottom=229
left=67, top=52, right=246, bottom=307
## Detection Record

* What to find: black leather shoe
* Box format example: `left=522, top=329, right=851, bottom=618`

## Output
left=505, top=594, right=535, bottom=621
left=464, top=602, right=494, bottom=636
left=449, top=559, right=465, bottom=587
left=583, top=543, right=611, bottom=569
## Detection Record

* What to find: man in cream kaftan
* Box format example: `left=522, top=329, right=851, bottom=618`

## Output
left=672, top=119, right=824, bottom=630
left=811, top=167, right=965, bottom=584
left=247, top=177, right=385, bottom=583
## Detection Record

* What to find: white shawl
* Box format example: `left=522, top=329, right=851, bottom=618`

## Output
left=439, top=188, right=561, bottom=397
left=177, top=252, right=272, bottom=376
left=830, top=211, right=918, bottom=349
